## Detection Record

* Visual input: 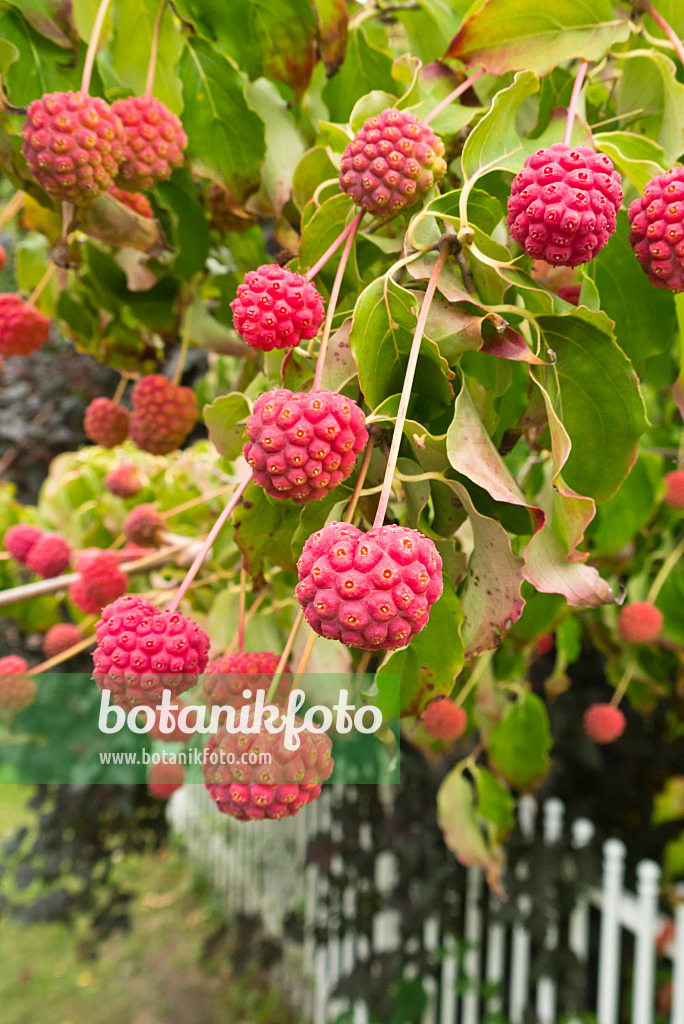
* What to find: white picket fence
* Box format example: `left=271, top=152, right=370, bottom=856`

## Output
left=168, top=785, right=684, bottom=1024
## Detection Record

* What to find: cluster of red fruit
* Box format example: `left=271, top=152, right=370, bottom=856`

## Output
left=84, top=375, right=198, bottom=455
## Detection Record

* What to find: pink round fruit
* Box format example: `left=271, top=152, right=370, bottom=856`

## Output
left=0, top=656, right=36, bottom=712
left=70, top=549, right=128, bottom=615
left=108, top=186, right=154, bottom=218
left=202, top=651, right=291, bottom=709
left=231, top=264, right=325, bottom=352
left=111, top=95, right=187, bottom=191
left=244, top=388, right=368, bottom=504
left=92, top=594, right=210, bottom=712
left=104, top=462, right=142, bottom=498
left=628, top=166, right=684, bottom=292
left=123, top=504, right=164, bottom=546
left=296, top=521, right=443, bottom=651
left=84, top=397, right=130, bottom=448
left=663, top=469, right=684, bottom=510
left=203, top=707, right=333, bottom=821
left=617, top=601, right=663, bottom=644
left=4, top=524, right=43, bottom=564
left=339, top=107, right=447, bottom=218
left=22, top=90, right=125, bottom=202
left=420, top=698, right=467, bottom=740
left=129, top=374, right=197, bottom=455
left=25, top=533, right=71, bottom=578
left=0, top=294, right=50, bottom=356
left=583, top=703, right=626, bottom=744
left=507, top=143, right=622, bottom=266
left=43, top=622, right=82, bottom=660
left=148, top=761, right=185, bottom=799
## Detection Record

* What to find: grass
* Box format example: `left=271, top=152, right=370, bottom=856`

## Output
left=0, top=782, right=301, bottom=1024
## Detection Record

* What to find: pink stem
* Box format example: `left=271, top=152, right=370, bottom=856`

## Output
left=423, top=67, right=486, bottom=126
left=81, top=0, right=113, bottom=93
left=167, top=475, right=249, bottom=613
left=145, top=0, right=166, bottom=96
left=304, top=217, right=358, bottom=282
left=372, top=244, right=448, bottom=529
left=643, top=2, right=684, bottom=67
left=311, top=210, right=362, bottom=392
left=563, top=61, right=589, bottom=147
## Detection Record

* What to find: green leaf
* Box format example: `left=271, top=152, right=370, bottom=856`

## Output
left=592, top=452, right=661, bottom=554
left=5, top=0, right=75, bottom=48
left=616, top=50, right=684, bottom=165
left=447, top=0, right=630, bottom=76
left=232, top=482, right=300, bottom=582
left=437, top=767, right=503, bottom=889
left=375, top=577, right=464, bottom=719
left=180, top=38, right=266, bottom=201
left=0, top=8, right=85, bottom=103
left=536, top=314, right=649, bottom=504
left=204, top=394, right=251, bottom=462
left=473, top=765, right=515, bottom=838
left=348, top=276, right=454, bottom=419
left=486, top=690, right=552, bottom=792
left=594, top=131, right=667, bottom=194
left=461, top=71, right=540, bottom=186
left=589, top=212, right=676, bottom=372
left=155, top=168, right=210, bottom=279
left=653, top=777, right=684, bottom=826
left=243, top=78, right=306, bottom=217
left=321, top=23, right=398, bottom=123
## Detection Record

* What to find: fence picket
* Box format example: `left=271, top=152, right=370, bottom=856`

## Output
left=461, top=865, right=483, bottom=1024
left=632, top=860, right=661, bottom=1024
left=597, top=838, right=627, bottom=1024
left=671, top=889, right=684, bottom=1024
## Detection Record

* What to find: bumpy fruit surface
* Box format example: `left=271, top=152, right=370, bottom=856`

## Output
left=111, top=95, right=187, bottom=191
left=123, top=504, right=164, bottom=546
left=339, top=108, right=446, bottom=218
left=4, top=524, right=43, bottom=564
left=0, top=294, right=50, bottom=356
left=244, top=389, right=368, bottom=504
left=108, top=186, right=154, bottom=218
left=43, top=622, right=82, bottom=660
left=70, top=549, right=127, bottom=615
left=420, top=698, right=467, bottom=740
left=104, top=462, right=142, bottom=498
left=148, top=761, right=184, bottom=799
left=84, top=397, right=130, bottom=448
left=92, top=594, right=210, bottom=711
left=203, top=710, right=333, bottom=821
left=129, top=374, right=198, bottom=455
left=628, top=167, right=684, bottom=292
left=203, top=651, right=291, bottom=709
left=22, top=91, right=125, bottom=202
left=0, top=656, right=36, bottom=712
left=617, top=601, right=663, bottom=644
left=507, top=143, right=622, bottom=266
left=231, top=264, right=325, bottom=352
left=25, top=533, right=71, bottom=578
left=664, top=470, right=684, bottom=510
left=296, top=522, right=443, bottom=651
left=583, top=703, right=626, bottom=744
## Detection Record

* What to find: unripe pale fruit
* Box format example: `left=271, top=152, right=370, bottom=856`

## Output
left=231, top=264, right=325, bottom=352
left=22, top=91, right=125, bottom=201
left=129, top=374, right=198, bottom=455
left=43, top=623, right=82, bottom=660
left=70, top=549, right=127, bottom=615
left=84, top=397, right=130, bottom=448
left=0, top=294, right=50, bottom=356
left=25, top=533, right=71, bottom=578
left=339, top=108, right=447, bottom=218
left=92, top=594, right=210, bottom=712
left=4, top=524, right=43, bottom=564
left=296, top=521, right=443, bottom=651
left=583, top=703, right=626, bottom=744
left=628, top=166, right=684, bottom=292
left=617, top=601, right=663, bottom=644
left=104, top=462, right=142, bottom=498
left=202, top=651, right=291, bottom=709
left=244, top=388, right=368, bottom=504
left=203, top=707, right=333, bottom=821
left=108, top=186, right=154, bottom=218
left=507, top=143, right=622, bottom=266
left=420, top=698, right=467, bottom=740
left=123, top=504, right=164, bottom=546
left=0, top=656, right=36, bottom=712
left=148, top=761, right=184, bottom=798
left=663, top=470, right=684, bottom=510
left=111, top=95, right=187, bottom=191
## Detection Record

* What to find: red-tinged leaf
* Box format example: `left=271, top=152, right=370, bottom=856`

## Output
left=446, top=0, right=630, bottom=76
left=312, top=0, right=348, bottom=76
left=447, top=381, right=545, bottom=532
left=522, top=375, right=617, bottom=607
left=74, top=195, right=171, bottom=258
left=7, top=0, right=76, bottom=48
left=437, top=767, right=504, bottom=895
left=481, top=328, right=548, bottom=364
left=449, top=480, right=525, bottom=657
